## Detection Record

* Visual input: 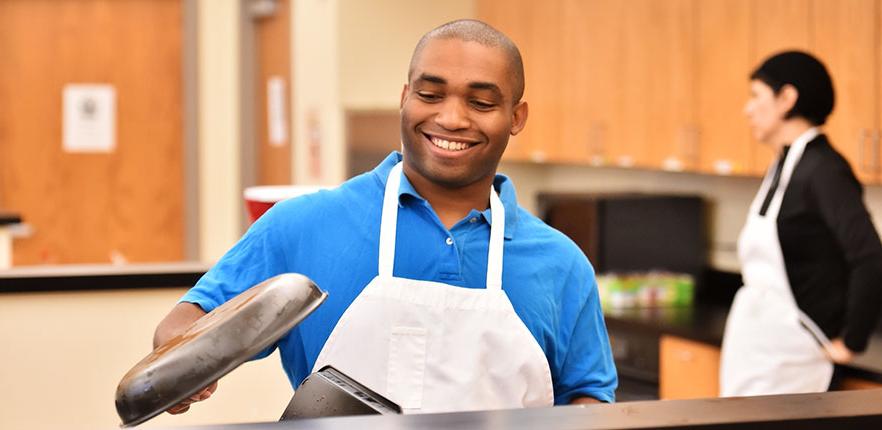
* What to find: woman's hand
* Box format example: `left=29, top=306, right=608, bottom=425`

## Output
left=167, top=381, right=218, bottom=414
left=826, top=338, right=855, bottom=364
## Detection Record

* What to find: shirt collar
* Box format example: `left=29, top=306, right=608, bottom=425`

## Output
left=371, top=151, right=519, bottom=239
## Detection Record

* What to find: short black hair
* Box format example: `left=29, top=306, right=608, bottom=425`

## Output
left=408, top=19, right=525, bottom=104
left=750, top=50, right=835, bottom=126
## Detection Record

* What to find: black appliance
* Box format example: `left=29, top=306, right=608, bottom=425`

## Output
left=539, top=193, right=708, bottom=401
left=538, top=193, right=707, bottom=281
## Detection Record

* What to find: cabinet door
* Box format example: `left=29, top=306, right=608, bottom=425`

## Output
left=475, top=0, right=537, bottom=162
left=560, top=0, right=624, bottom=166
left=812, top=0, right=879, bottom=184
left=659, top=335, right=721, bottom=399
left=615, top=0, right=696, bottom=170
left=749, top=0, right=812, bottom=175
left=696, top=0, right=753, bottom=175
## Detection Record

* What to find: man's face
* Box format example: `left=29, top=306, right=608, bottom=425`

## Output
left=400, top=38, right=526, bottom=190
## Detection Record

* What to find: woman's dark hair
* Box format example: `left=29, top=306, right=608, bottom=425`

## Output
left=750, top=50, right=835, bottom=126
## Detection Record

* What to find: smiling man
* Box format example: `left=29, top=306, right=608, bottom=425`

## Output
left=154, top=19, right=617, bottom=415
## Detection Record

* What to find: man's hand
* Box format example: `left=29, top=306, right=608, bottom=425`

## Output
left=153, top=302, right=213, bottom=415
left=826, top=338, right=855, bottom=364
left=166, top=382, right=218, bottom=414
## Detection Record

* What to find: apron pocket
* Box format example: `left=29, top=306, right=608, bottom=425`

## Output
left=387, top=326, right=428, bottom=410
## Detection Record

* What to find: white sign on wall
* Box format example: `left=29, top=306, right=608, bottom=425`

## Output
left=63, top=84, right=116, bottom=153
left=267, top=76, right=289, bottom=147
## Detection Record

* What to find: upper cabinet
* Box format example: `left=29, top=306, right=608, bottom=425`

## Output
left=478, top=0, right=882, bottom=183
left=695, top=0, right=752, bottom=176
left=811, top=0, right=880, bottom=183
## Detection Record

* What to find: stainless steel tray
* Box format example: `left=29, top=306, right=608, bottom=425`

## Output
left=115, top=273, right=327, bottom=427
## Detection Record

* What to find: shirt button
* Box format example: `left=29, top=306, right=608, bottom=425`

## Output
left=469, top=217, right=478, bottom=223
left=445, top=237, right=454, bottom=246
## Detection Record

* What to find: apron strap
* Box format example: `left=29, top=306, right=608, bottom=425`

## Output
left=378, top=162, right=506, bottom=291
left=378, top=163, right=403, bottom=278
left=486, top=185, right=504, bottom=291
left=762, top=128, right=818, bottom=219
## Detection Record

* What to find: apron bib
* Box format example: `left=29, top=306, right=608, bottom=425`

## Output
left=311, top=162, right=554, bottom=413
left=720, top=128, right=834, bottom=396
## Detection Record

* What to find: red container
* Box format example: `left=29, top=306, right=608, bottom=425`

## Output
left=244, top=185, right=326, bottom=223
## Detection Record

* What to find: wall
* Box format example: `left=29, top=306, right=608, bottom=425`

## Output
left=198, top=0, right=242, bottom=262
left=0, top=289, right=292, bottom=430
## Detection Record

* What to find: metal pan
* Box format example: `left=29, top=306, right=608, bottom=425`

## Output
left=115, top=273, right=327, bottom=427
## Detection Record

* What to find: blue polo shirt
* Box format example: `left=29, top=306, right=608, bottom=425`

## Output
left=181, top=152, right=617, bottom=404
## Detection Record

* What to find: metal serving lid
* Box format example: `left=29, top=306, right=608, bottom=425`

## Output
left=114, top=273, right=327, bottom=427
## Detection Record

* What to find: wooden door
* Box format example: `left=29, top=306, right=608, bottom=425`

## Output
left=659, top=335, right=721, bottom=399
left=696, top=0, right=753, bottom=176
left=0, top=0, right=184, bottom=265
left=812, top=0, right=879, bottom=184
left=749, top=0, right=813, bottom=174
left=253, top=0, right=292, bottom=185
left=615, top=0, right=696, bottom=171
left=560, top=0, right=624, bottom=167
left=476, top=0, right=539, bottom=162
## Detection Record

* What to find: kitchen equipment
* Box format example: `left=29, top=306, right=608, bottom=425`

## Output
left=114, top=273, right=327, bottom=427
left=244, top=185, right=326, bottom=223
left=279, top=366, right=401, bottom=420
left=538, top=193, right=707, bottom=282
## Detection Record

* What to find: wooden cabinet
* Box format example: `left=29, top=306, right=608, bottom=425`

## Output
left=479, top=0, right=882, bottom=183
left=749, top=0, right=813, bottom=174
left=811, top=0, right=880, bottom=183
left=475, top=0, right=536, bottom=162
left=559, top=0, right=623, bottom=166
left=695, top=0, right=752, bottom=175
left=659, top=335, right=720, bottom=399
left=621, top=0, right=697, bottom=171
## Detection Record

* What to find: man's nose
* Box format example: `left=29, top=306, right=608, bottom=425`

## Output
left=434, top=99, right=470, bottom=130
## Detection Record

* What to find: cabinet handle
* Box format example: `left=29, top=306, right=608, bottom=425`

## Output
left=872, top=129, right=881, bottom=175
left=858, top=129, right=870, bottom=173
left=690, top=125, right=700, bottom=166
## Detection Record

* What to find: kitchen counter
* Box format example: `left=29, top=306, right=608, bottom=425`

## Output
left=603, top=303, right=882, bottom=384
left=0, top=261, right=209, bottom=292
left=159, top=388, right=882, bottom=429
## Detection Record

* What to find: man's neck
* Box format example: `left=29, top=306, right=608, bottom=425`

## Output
left=768, top=119, right=814, bottom=153
left=405, top=172, right=495, bottom=230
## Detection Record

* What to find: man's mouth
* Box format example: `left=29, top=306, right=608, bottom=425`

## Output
left=425, top=133, right=476, bottom=152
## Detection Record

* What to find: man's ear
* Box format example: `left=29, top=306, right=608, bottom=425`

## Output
left=510, top=101, right=529, bottom=136
left=778, top=84, right=799, bottom=113
left=400, top=84, right=409, bottom=110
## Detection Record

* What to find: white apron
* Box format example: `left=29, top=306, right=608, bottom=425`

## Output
left=311, top=162, right=554, bottom=413
left=720, top=128, right=834, bottom=397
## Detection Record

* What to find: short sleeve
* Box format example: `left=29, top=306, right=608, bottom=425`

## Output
left=553, top=259, right=618, bottom=403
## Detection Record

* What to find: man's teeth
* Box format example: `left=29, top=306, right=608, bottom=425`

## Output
left=430, top=136, right=470, bottom=151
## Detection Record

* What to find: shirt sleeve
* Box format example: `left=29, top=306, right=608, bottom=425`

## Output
left=178, top=203, right=293, bottom=359
left=553, top=258, right=618, bottom=403
left=810, top=159, right=882, bottom=352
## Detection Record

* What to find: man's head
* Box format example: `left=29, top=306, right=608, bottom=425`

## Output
left=744, top=50, right=835, bottom=144
left=400, top=19, right=527, bottom=191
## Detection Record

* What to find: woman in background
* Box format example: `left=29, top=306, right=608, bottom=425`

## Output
left=720, top=51, right=882, bottom=396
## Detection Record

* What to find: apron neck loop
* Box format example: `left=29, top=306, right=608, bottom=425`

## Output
left=378, top=163, right=403, bottom=278
left=378, top=162, right=505, bottom=291
left=755, top=127, right=819, bottom=219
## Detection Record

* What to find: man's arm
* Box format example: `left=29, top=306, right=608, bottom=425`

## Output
left=153, top=302, right=206, bottom=348
left=153, top=302, right=217, bottom=414
left=570, top=397, right=602, bottom=405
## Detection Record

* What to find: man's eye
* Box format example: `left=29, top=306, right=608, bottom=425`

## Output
left=471, top=100, right=496, bottom=110
left=417, top=92, right=441, bottom=102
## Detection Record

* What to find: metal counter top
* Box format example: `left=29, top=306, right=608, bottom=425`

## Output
left=158, top=389, right=882, bottom=430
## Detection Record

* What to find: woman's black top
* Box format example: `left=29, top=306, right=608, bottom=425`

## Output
left=764, top=134, right=882, bottom=352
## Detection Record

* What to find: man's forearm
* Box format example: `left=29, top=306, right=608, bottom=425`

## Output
left=153, top=302, right=207, bottom=348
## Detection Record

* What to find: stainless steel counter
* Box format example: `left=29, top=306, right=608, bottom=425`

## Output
left=158, top=388, right=882, bottom=429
